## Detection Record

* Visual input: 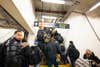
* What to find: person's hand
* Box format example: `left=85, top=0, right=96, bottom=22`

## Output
left=20, top=42, right=29, bottom=48
left=56, top=54, right=61, bottom=62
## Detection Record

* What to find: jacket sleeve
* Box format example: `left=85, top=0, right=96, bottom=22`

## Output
left=56, top=42, right=61, bottom=54
left=21, top=46, right=32, bottom=56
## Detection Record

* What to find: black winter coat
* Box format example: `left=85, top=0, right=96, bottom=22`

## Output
left=83, top=52, right=100, bottom=64
left=44, top=40, right=61, bottom=60
left=1, top=37, right=32, bottom=67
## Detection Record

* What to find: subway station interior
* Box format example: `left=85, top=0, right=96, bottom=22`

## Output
left=0, top=0, right=100, bottom=67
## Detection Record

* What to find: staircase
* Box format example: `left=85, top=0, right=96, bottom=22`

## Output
left=75, top=58, right=90, bottom=67
left=29, top=64, right=70, bottom=67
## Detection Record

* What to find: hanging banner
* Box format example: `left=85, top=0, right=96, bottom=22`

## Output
left=34, top=21, right=70, bottom=29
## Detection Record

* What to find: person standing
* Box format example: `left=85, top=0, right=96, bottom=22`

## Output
left=3, top=30, right=26, bottom=67
left=36, top=26, right=45, bottom=50
left=43, top=35, right=61, bottom=67
left=67, top=41, right=80, bottom=67
left=60, top=44, right=67, bottom=64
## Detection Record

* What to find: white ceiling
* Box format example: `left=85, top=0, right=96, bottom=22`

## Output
left=87, top=7, right=100, bottom=18
left=73, top=0, right=100, bottom=13
left=33, top=0, right=100, bottom=22
left=0, top=0, right=99, bottom=26
left=33, top=0, right=72, bottom=23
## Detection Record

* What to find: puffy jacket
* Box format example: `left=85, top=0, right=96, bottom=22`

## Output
left=44, top=40, right=61, bottom=60
left=29, top=46, right=41, bottom=65
left=0, top=43, right=5, bottom=67
left=4, top=37, right=23, bottom=64
left=21, top=46, right=32, bottom=67
left=52, top=31, right=64, bottom=44
left=67, top=44, right=80, bottom=61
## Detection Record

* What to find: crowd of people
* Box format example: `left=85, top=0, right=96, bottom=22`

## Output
left=32, top=27, right=80, bottom=67
left=0, top=26, right=100, bottom=67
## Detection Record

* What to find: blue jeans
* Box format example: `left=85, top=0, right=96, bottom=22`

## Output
left=47, top=58, right=58, bottom=67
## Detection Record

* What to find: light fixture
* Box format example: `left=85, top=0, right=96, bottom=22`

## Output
left=42, top=15, right=57, bottom=19
left=89, top=2, right=100, bottom=11
left=41, top=0, right=65, bottom=4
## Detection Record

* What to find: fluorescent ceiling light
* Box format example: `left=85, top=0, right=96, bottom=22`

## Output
left=41, top=0, right=65, bottom=4
left=42, top=15, right=57, bottom=19
left=89, top=2, right=100, bottom=11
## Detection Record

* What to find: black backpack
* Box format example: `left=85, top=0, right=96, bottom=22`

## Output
left=55, top=34, right=64, bottom=43
left=67, top=44, right=80, bottom=60
left=72, top=48, right=80, bottom=60
left=29, top=46, right=41, bottom=65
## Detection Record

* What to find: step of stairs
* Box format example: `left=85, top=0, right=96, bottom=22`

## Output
left=29, top=64, right=70, bottom=67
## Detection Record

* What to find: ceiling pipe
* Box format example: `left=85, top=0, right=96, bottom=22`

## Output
left=61, top=0, right=80, bottom=22
left=35, top=9, right=66, bottom=15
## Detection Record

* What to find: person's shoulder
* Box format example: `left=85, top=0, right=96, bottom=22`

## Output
left=51, top=40, right=58, bottom=44
left=5, top=37, right=13, bottom=43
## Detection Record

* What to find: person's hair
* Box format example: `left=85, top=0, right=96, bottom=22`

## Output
left=69, top=41, right=73, bottom=44
left=14, top=30, right=23, bottom=34
left=44, top=34, right=51, bottom=39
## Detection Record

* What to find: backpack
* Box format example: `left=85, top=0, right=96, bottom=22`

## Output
left=72, top=48, right=80, bottom=60
left=55, top=34, right=64, bottom=43
left=67, top=45, right=80, bottom=61
left=29, top=46, right=41, bottom=65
